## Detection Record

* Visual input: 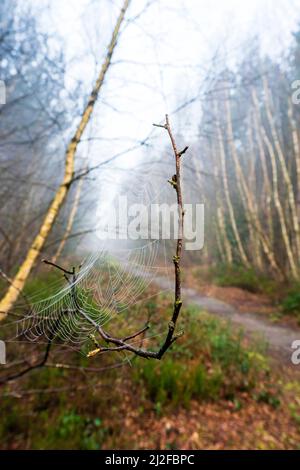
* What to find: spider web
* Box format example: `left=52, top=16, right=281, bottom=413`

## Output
left=17, top=243, right=166, bottom=345
left=3, top=164, right=176, bottom=354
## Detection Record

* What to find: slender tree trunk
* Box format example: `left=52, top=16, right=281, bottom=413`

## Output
left=216, top=206, right=232, bottom=264
left=212, top=151, right=232, bottom=265
left=251, top=94, right=274, bottom=246
left=0, top=0, right=131, bottom=321
left=253, top=87, right=298, bottom=278
left=52, top=171, right=85, bottom=263
left=263, top=77, right=300, bottom=263
left=225, top=94, right=282, bottom=277
left=215, top=218, right=226, bottom=263
left=247, top=120, right=263, bottom=271
left=214, top=102, right=250, bottom=267
left=225, top=95, right=258, bottom=266
left=288, top=97, right=300, bottom=220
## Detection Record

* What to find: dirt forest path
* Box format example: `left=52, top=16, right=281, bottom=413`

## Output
left=134, top=269, right=300, bottom=365
left=183, top=284, right=299, bottom=365
left=162, top=277, right=300, bottom=366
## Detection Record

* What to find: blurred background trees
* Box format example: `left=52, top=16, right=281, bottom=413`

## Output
left=2, top=0, right=300, bottom=292
left=193, top=29, right=300, bottom=281
left=1, top=0, right=300, bottom=451
left=0, top=0, right=80, bottom=276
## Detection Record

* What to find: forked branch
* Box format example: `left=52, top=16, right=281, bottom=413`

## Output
left=8, top=115, right=188, bottom=370
left=44, top=115, right=187, bottom=361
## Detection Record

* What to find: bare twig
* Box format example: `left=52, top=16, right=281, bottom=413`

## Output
left=0, top=317, right=62, bottom=385
left=0, top=116, right=186, bottom=386
left=42, top=259, right=74, bottom=275
left=43, top=115, right=186, bottom=361
left=0, top=0, right=132, bottom=320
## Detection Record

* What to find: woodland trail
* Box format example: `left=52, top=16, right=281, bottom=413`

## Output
left=136, top=270, right=300, bottom=365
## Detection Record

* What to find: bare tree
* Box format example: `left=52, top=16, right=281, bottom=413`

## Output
left=0, top=0, right=131, bottom=320
left=0, top=115, right=188, bottom=385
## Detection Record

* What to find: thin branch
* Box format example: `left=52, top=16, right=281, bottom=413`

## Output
left=43, top=115, right=186, bottom=361
left=1, top=115, right=187, bottom=387
left=42, top=259, right=74, bottom=275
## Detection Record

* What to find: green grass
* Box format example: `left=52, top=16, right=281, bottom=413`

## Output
left=281, top=288, right=300, bottom=322
left=193, top=264, right=300, bottom=323
left=24, top=271, right=64, bottom=301
left=208, top=264, right=277, bottom=295
left=0, top=398, right=108, bottom=450
left=35, top=410, right=108, bottom=450
left=0, top=274, right=275, bottom=449
left=133, top=304, right=270, bottom=409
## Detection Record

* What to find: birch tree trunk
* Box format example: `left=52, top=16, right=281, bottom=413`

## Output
left=0, top=0, right=131, bottom=321
left=247, top=120, right=263, bottom=271
left=263, top=77, right=300, bottom=263
left=51, top=173, right=85, bottom=264
left=225, top=95, right=257, bottom=265
left=225, top=94, right=282, bottom=277
left=214, top=101, right=250, bottom=267
left=250, top=94, right=274, bottom=246
left=253, top=87, right=298, bottom=278
left=212, top=145, right=233, bottom=264
left=288, top=97, right=300, bottom=220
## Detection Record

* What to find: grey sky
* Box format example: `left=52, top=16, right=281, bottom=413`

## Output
left=26, top=0, right=300, bottom=230
left=33, top=0, right=300, bottom=153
